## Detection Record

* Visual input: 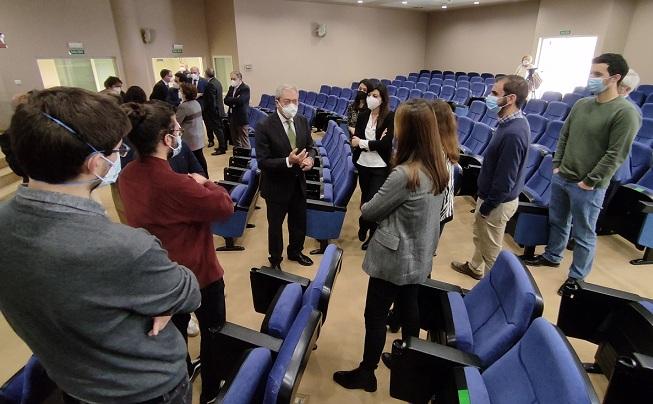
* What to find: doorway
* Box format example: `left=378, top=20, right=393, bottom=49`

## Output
left=213, top=55, right=234, bottom=96
left=36, top=58, right=118, bottom=91
left=151, top=57, right=203, bottom=81
left=534, top=36, right=598, bottom=98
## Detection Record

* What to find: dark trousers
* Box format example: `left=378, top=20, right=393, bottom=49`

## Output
left=229, top=117, right=250, bottom=148
left=205, top=117, right=226, bottom=151
left=265, top=183, right=307, bottom=265
left=63, top=377, right=191, bottom=404
left=357, top=164, right=388, bottom=236
left=361, top=277, right=420, bottom=370
left=192, top=148, right=209, bottom=179
left=171, top=279, right=226, bottom=403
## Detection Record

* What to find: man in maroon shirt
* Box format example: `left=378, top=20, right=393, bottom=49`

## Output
left=118, top=102, right=233, bottom=404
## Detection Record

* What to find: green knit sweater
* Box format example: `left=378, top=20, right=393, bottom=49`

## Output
left=554, top=96, right=642, bottom=189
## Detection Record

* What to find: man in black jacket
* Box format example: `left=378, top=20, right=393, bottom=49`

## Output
left=255, top=84, right=315, bottom=270
left=150, top=69, right=173, bottom=103
left=203, top=68, right=227, bottom=154
left=224, top=71, right=251, bottom=148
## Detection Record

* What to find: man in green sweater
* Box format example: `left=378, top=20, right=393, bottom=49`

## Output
left=526, top=53, right=641, bottom=294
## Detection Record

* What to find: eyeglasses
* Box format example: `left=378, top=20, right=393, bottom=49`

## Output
left=108, top=143, right=131, bottom=157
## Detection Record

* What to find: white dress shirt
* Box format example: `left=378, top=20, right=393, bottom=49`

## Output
left=357, top=116, right=387, bottom=168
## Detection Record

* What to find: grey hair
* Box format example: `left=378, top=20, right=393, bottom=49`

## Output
left=275, top=84, right=299, bottom=99
left=231, top=71, right=243, bottom=79
left=621, top=69, right=640, bottom=92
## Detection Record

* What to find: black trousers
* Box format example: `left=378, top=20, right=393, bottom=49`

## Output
left=265, top=183, right=307, bottom=265
left=171, top=279, right=226, bottom=403
left=192, top=148, right=209, bottom=179
left=62, top=378, right=191, bottom=404
left=204, top=117, right=226, bottom=151
left=361, top=277, right=420, bottom=370
left=357, top=164, right=388, bottom=236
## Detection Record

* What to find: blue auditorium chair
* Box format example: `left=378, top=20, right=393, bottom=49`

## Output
left=443, top=70, right=455, bottom=76
left=408, top=72, right=419, bottom=78
left=396, top=87, right=410, bottom=102
left=443, top=79, right=456, bottom=88
left=523, top=98, right=547, bottom=115
left=642, top=104, right=653, bottom=119
left=350, top=81, right=358, bottom=90
left=466, top=100, right=486, bottom=122
left=631, top=91, right=647, bottom=107
left=484, top=77, right=496, bottom=87
left=216, top=347, right=272, bottom=404
left=460, top=121, right=493, bottom=156
left=522, top=144, right=550, bottom=184
left=452, top=87, right=471, bottom=105
left=389, top=96, right=401, bottom=112
left=612, top=141, right=653, bottom=186
left=418, top=77, right=430, bottom=84
left=484, top=84, right=493, bottom=97
left=423, top=91, right=437, bottom=101
left=573, top=86, right=591, bottom=96
left=381, top=79, right=391, bottom=86
left=428, top=84, right=441, bottom=96
left=456, top=116, right=474, bottom=144
left=470, top=82, right=486, bottom=98
left=247, top=108, right=268, bottom=137
left=542, top=101, right=570, bottom=121
left=298, top=90, right=306, bottom=103
left=303, top=105, right=316, bottom=128
left=402, top=81, right=415, bottom=90
left=322, top=95, right=338, bottom=112
left=304, top=91, right=317, bottom=106
left=481, top=72, right=494, bottom=79
left=469, top=76, right=483, bottom=84
left=495, top=73, right=507, bottom=79
left=480, top=109, right=499, bottom=127
left=541, top=91, right=562, bottom=102
left=456, top=81, right=470, bottom=90
left=536, top=119, right=564, bottom=152
left=646, top=94, right=653, bottom=105
left=415, top=82, right=428, bottom=92
left=635, top=118, right=653, bottom=147
left=395, top=75, right=407, bottom=82
left=319, top=85, right=330, bottom=95
left=0, top=356, right=57, bottom=404
left=526, top=114, right=548, bottom=143
left=391, top=79, right=403, bottom=88
left=406, top=76, right=418, bottom=83
left=457, top=75, right=469, bottom=83
left=387, top=85, right=397, bottom=97
left=455, top=71, right=467, bottom=78
left=444, top=73, right=456, bottom=81
left=409, top=89, right=423, bottom=100
left=314, top=93, right=327, bottom=109
left=329, top=86, right=341, bottom=97
left=467, top=72, right=480, bottom=78
left=439, top=85, right=455, bottom=102
left=562, top=92, right=583, bottom=107
left=455, top=106, right=469, bottom=118
left=340, top=87, right=353, bottom=100
left=256, top=94, right=274, bottom=113
left=431, top=69, right=442, bottom=75
left=430, top=78, right=443, bottom=86
left=638, top=84, right=653, bottom=96
left=419, top=69, right=431, bottom=75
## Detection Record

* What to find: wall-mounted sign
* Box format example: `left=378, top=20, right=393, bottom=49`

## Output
left=172, top=44, right=183, bottom=54
left=0, top=33, right=7, bottom=48
left=560, top=30, right=572, bottom=36
left=68, top=42, right=85, bottom=55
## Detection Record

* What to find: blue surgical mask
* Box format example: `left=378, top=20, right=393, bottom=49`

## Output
left=485, top=95, right=502, bottom=113
left=587, top=77, right=607, bottom=94
left=95, top=154, right=121, bottom=187
left=170, top=134, right=183, bottom=157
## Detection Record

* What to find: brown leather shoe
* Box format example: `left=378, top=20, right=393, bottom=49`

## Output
left=450, top=261, right=483, bottom=280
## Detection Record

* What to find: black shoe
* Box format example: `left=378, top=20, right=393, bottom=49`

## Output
left=450, top=261, right=483, bottom=280
left=333, top=367, right=377, bottom=392
left=207, top=141, right=215, bottom=148
left=523, top=255, right=560, bottom=267
left=381, top=352, right=393, bottom=370
left=358, top=228, right=368, bottom=242
left=188, top=358, right=201, bottom=383
left=557, top=277, right=580, bottom=296
left=211, top=149, right=226, bottom=156
left=288, top=253, right=313, bottom=266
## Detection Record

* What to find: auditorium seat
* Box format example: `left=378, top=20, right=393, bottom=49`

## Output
left=0, top=356, right=56, bottom=404
left=443, top=70, right=455, bottom=76
left=395, top=75, right=407, bottom=82
left=431, top=73, right=443, bottom=81
left=418, top=77, right=430, bottom=85
left=541, top=91, right=562, bottom=103
left=456, top=116, right=474, bottom=144
left=428, top=84, right=441, bottom=96
left=573, top=86, right=592, bottom=96
left=639, top=84, right=653, bottom=96
left=457, top=75, right=469, bottom=83
left=391, top=79, right=403, bottom=88
left=480, top=109, right=498, bottom=127
left=387, top=85, right=398, bottom=97
left=452, top=88, right=470, bottom=105
left=612, top=141, right=653, bottom=186
left=466, top=100, right=486, bottom=122
left=443, top=79, right=456, bottom=88
left=430, top=78, right=443, bottom=87
left=439, top=85, right=455, bottom=102
left=456, top=81, right=470, bottom=90
left=562, top=92, right=583, bottom=107
left=467, top=72, right=480, bottom=78
left=340, top=88, right=353, bottom=100
left=469, top=76, right=483, bottom=84
left=423, top=91, right=437, bottom=101
left=535, top=119, right=564, bottom=152
left=542, top=101, right=570, bottom=121
left=329, top=86, right=341, bottom=98
left=460, top=121, right=493, bottom=156
left=630, top=91, right=646, bottom=107
left=305, top=91, right=317, bottom=106
left=642, top=104, right=653, bottom=119
left=481, top=73, right=494, bottom=79
left=389, top=95, right=401, bottom=112
left=216, top=347, right=272, bottom=404
left=381, top=79, right=391, bottom=86
left=415, top=82, right=428, bottom=92
left=402, top=81, right=415, bottom=90
left=319, top=85, right=330, bottom=95
left=484, top=77, right=496, bottom=87
left=314, top=93, right=327, bottom=109
left=431, top=70, right=443, bottom=75
left=635, top=118, right=653, bottom=147
left=470, top=82, right=486, bottom=98
left=444, top=74, right=456, bottom=81
left=522, top=144, right=550, bottom=184
left=350, top=81, right=358, bottom=90
left=526, top=114, right=548, bottom=143
left=396, top=87, right=409, bottom=102
left=455, top=71, right=466, bottom=78
left=298, top=90, right=306, bottom=104
left=406, top=76, right=418, bottom=83
left=409, top=89, right=423, bottom=100
left=523, top=98, right=547, bottom=115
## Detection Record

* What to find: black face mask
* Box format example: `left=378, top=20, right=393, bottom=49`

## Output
left=355, top=90, right=367, bottom=105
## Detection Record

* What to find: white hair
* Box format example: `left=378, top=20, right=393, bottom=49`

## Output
left=621, top=69, right=640, bottom=93
left=275, top=84, right=298, bottom=99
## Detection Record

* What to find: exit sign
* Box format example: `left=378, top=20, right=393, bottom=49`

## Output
left=172, top=44, right=183, bottom=54
left=560, top=30, right=572, bottom=36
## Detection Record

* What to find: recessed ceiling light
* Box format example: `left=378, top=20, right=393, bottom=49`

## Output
left=357, top=0, right=363, bottom=3
left=474, top=1, right=480, bottom=4
left=402, top=1, right=408, bottom=4
left=441, top=4, right=447, bottom=8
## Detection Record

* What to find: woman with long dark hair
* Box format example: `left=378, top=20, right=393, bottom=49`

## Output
left=333, top=98, right=449, bottom=392
left=346, top=79, right=371, bottom=135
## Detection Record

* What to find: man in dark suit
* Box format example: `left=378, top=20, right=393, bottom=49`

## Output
left=203, top=68, right=227, bottom=154
left=150, top=69, right=173, bottom=103
left=224, top=71, right=251, bottom=148
left=256, top=84, right=316, bottom=270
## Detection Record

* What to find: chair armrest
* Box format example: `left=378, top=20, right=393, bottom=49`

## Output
left=217, top=180, right=241, bottom=192
left=639, top=200, right=653, bottom=214
left=604, top=353, right=653, bottom=404
left=250, top=267, right=310, bottom=314
left=233, top=147, right=252, bottom=157
left=516, top=201, right=549, bottom=215
left=306, top=199, right=346, bottom=212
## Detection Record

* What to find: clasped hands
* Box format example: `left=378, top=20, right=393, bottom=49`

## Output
left=289, top=148, right=313, bottom=171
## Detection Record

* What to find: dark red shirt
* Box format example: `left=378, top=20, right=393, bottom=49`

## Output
left=119, top=156, right=234, bottom=288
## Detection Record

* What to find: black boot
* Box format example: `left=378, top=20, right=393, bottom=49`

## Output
left=333, top=367, right=377, bottom=392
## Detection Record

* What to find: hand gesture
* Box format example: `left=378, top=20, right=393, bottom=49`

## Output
left=288, top=148, right=308, bottom=165
left=148, top=315, right=172, bottom=336
left=300, top=157, right=314, bottom=171
left=577, top=181, right=593, bottom=191
left=380, top=129, right=388, bottom=139
left=351, top=136, right=361, bottom=148
left=188, top=173, right=209, bottom=185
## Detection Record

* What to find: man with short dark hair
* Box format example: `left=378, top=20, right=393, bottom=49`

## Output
left=203, top=67, right=227, bottom=153
left=151, top=68, right=173, bottom=102
left=100, top=76, right=123, bottom=96
left=451, top=75, right=531, bottom=280
left=224, top=71, right=251, bottom=148
left=525, top=54, right=641, bottom=294
left=0, top=87, right=201, bottom=403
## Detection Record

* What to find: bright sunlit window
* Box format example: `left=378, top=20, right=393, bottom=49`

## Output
left=534, top=36, right=598, bottom=97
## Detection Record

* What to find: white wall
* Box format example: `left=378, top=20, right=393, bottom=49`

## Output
left=624, top=0, right=653, bottom=84
left=233, top=0, right=428, bottom=102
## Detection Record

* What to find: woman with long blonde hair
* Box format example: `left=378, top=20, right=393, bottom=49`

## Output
left=333, top=99, right=448, bottom=392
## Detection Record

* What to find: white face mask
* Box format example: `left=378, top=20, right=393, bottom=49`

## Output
left=230, top=79, right=238, bottom=87
left=169, top=134, right=183, bottom=157
left=190, top=73, right=199, bottom=81
left=111, top=87, right=121, bottom=95
left=366, top=95, right=381, bottom=110
left=95, top=154, right=121, bottom=187
left=281, top=103, right=298, bottom=119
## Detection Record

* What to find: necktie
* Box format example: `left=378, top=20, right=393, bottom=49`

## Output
left=286, top=120, right=296, bottom=148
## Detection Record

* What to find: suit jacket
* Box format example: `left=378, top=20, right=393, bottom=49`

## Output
left=203, top=77, right=226, bottom=124
left=224, top=83, right=250, bottom=126
left=255, top=112, right=316, bottom=203
left=150, top=80, right=169, bottom=103
left=353, top=109, right=395, bottom=168
left=362, top=166, right=444, bottom=286
left=194, top=77, right=208, bottom=105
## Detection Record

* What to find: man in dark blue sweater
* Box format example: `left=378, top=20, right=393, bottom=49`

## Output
left=452, top=75, right=530, bottom=280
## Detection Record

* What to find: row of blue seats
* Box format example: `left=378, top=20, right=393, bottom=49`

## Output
left=628, top=85, right=653, bottom=106
left=386, top=77, right=496, bottom=91
left=388, top=85, right=473, bottom=106
left=641, top=103, right=653, bottom=119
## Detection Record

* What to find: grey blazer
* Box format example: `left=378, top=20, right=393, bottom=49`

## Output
left=176, top=100, right=205, bottom=151
left=362, top=165, right=444, bottom=286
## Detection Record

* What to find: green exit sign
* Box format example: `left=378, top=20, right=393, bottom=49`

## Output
left=68, top=49, right=85, bottom=55
left=172, top=49, right=183, bottom=54
left=560, top=30, right=572, bottom=36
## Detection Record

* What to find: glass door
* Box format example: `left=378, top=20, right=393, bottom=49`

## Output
left=36, top=58, right=118, bottom=91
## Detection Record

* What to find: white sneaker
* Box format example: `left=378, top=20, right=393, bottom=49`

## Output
left=187, top=316, right=200, bottom=337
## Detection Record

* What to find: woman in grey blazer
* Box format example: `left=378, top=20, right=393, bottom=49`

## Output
left=176, top=83, right=208, bottom=177
left=333, top=99, right=449, bottom=393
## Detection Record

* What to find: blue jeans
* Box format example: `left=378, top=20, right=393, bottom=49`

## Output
left=543, top=173, right=607, bottom=280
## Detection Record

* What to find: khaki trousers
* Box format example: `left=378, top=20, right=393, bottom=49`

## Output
left=229, top=118, right=250, bottom=148
left=469, top=197, right=518, bottom=275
